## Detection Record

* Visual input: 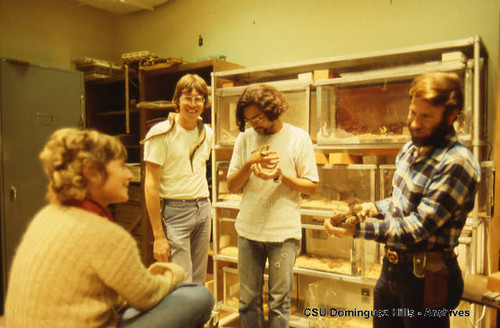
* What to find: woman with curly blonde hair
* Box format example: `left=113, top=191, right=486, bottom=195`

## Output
left=5, top=128, right=214, bottom=328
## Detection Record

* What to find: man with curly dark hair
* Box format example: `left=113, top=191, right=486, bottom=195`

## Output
left=227, top=84, right=319, bottom=328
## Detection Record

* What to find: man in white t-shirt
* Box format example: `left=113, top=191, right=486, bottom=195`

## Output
left=143, top=74, right=213, bottom=284
left=227, top=84, right=319, bottom=328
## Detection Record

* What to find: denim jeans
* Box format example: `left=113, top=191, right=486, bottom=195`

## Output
left=161, top=198, right=211, bottom=284
left=118, top=283, right=214, bottom=328
left=238, top=236, right=299, bottom=328
left=373, top=256, right=463, bottom=328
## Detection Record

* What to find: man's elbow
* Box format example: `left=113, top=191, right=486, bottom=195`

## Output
left=308, top=182, right=319, bottom=196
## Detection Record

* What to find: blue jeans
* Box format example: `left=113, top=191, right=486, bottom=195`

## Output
left=373, top=256, right=463, bottom=328
left=118, top=283, right=214, bottom=328
left=161, top=198, right=211, bottom=284
left=238, top=236, right=299, bottom=328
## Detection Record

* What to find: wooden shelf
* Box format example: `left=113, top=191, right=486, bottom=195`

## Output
left=95, top=109, right=140, bottom=117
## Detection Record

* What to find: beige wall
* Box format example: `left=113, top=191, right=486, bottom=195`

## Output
left=118, top=0, right=499, bottom=68
left=117, top=0, right=500, bottom=150
left=0, top=0, right=119, bottom=68
left=1, top=0, right=499, bottom=147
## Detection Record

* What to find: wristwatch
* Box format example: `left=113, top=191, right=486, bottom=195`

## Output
left=273, top=171, right=283, bottom=184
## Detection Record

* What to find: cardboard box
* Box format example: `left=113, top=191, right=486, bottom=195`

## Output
left=329, top=153, right=362, bottom=164
left=298, top=72, right=313, bottom=82
left=362, top=154, right=397, bottom=164
left=441, top=51, right=467, bottom=63
left=222, top=81, right=246, bottom=88
left=315, top=152, right=329, bottom=164
left=313, top=69, right=338, bottom=81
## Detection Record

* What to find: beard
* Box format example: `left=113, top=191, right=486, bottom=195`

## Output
left=409, top=116, right=453, bottom=147
left=254, top=127, right=266, bottom=135
left=254, top=126, right=274, bottom=135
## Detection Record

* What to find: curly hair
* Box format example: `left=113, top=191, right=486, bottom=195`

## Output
left=409, top=72, right=464, bottom=115
left=236, top=84, right=289, bottom=132
left=39, top=128, right=127, bottom=205
left=172, top=74, right=210, bottom=110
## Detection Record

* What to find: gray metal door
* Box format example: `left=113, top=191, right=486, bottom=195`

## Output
left=0, top=59, right=84, bottom=295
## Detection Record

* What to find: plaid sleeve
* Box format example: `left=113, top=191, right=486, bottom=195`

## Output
left=356, top=151, right=479, bottom=249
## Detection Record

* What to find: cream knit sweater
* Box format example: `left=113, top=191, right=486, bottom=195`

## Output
left=5, top=204, right=185, bottom=328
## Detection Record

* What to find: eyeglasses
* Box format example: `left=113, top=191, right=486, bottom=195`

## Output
left=180, top=95, right=206, bottom=105
left=245, top=114, right=264, bottom=125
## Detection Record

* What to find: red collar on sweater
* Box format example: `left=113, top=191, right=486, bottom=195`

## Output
left=73, top=197, right=114, bottom=222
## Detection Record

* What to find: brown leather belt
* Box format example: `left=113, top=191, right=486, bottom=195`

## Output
left=384, top=247, right=456, bottom=264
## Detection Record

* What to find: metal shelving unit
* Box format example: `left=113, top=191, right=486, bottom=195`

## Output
left=210, top=37, right=490, bottom=327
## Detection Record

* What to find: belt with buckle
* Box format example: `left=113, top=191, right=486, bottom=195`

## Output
left=384, top=247, right=455, bottom=264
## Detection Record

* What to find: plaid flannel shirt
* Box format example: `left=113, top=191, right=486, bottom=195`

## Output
left=356, top=128, right=480, bottom=251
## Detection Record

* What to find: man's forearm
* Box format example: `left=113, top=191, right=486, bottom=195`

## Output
left=145, top=189, right=166, bottom=240
left=281, top=175, right=318, bottom=196
left=227, top=162, right=252, bottom=193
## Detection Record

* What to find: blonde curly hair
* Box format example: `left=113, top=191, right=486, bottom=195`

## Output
left=39, top=128, right=127, bottom=204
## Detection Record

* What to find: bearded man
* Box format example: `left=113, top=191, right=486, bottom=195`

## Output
left=324, top=72, right=480, bottom=328
left=227, top=84, right=319, bottom=328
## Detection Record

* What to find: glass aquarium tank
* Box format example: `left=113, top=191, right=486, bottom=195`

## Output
left=301, top=164, right=377, bottom=212
left=316, top=69, right=473, bottom=145
left=215, top=81, right=311, bottom=145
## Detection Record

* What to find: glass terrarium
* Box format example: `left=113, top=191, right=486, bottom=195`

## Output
left=306, top=278, right=374, bottom=328
left=456, top=228, right=473, bottom=276
left=216, top=208, right=239, bottom=259
left=316, top=68, right=473, bottom=145
left=223, top=267, right=242, bottom=311
left=299, top=228, right=362, bottom=276
left=215, top=162, right=242, bottom=204
left=299, top=164, right=377, bottom=276
left=316, top=80, right=411, bottom=145
left=215, top=81, right=311, bottom=145
left=223, top=267, right=299, bottom=316
left=379, top=164, right=396, bottom=200
left=301, top=164, right=377, bottom=212
left=362, top=239, right=383, bottom=280
left=477, top=161, right=494, bottom=218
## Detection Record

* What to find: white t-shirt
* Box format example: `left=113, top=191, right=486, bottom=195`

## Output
left=144, top=116, right=213, bottom=199
left=228, top=123, right=319, bottom=242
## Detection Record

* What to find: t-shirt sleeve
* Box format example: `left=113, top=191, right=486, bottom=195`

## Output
left=295, top=131, right=319, bottom=182
left=227, top=132, right=245, bottom=177
left=143, top=125, right=168, bottom=166
left=205, top=125, right=214, bottom=152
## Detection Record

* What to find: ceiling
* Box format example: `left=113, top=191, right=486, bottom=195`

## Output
left=72, top=0, right=169, bottom=15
